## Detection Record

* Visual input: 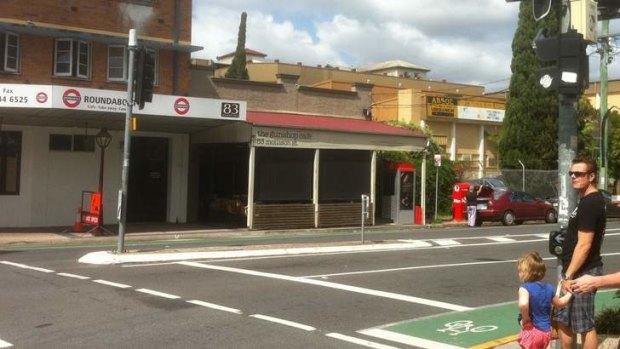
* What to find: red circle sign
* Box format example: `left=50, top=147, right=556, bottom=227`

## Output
left=62, top=89, right=81, bottom=108
left=36, top=92, right=48, bottom=104
left=174, top=97, right=190, bottom=115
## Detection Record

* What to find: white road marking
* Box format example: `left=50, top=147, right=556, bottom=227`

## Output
left=0, top=261, right=54, bottom=273
left=0, top=338, right=13, bottom=348
left=304, top=259, right=518, bottom=279
left=396, top=240, right=433, bottom=247
left=186, top=300, right=242, bottom=314
left=487, top=237, right=516, bottom=242
left=136, top=288, right=180, bottom=299
left=358, top=328, right=464, bottom=349
left=57, top=272, right=90, bottom=280
left=326, top=332, right=400, bottom=349
left=431, top=239, right=460, bottom=246
left=178, top=261, right=471, bottom=312
left=534, top=234, right=549, bottom=239
left=249, top=314, right=316, bottom=331
left=93, top=279, right=131, bottom=288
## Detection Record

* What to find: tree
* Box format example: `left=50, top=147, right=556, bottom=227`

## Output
left=499, top=1, right=560, bottom=170
left=225, top=12, right=250, bottom=80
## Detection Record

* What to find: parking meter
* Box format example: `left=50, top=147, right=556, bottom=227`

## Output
left=549, top=228, right=566, bottom=257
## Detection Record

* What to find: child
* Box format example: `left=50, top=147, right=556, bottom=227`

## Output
left=517, top=252, right=572, bottom=349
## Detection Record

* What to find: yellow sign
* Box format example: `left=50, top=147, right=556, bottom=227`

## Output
left=426, top=96, right=457, bottom=117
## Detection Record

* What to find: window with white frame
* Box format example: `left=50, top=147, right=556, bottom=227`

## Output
left=54, top=39, right=90, bottom=78
left=107, top=45, right=127, bottom=81
left=107, top=45, right=158, bottom=85
left=0, top=32, right=19, bottom=72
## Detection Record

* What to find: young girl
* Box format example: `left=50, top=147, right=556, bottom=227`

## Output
left=517, top=252, right=572, bottom=349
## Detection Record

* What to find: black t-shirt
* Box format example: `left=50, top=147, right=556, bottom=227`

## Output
left=466, top=191, right=478, bottom=207
left=561, top=191, right=606, bottom=274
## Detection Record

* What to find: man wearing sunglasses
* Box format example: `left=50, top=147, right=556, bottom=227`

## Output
left=554, top=157, right=606, bottom=349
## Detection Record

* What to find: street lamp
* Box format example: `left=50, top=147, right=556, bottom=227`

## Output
left=94, top=128, right=112, bottom=236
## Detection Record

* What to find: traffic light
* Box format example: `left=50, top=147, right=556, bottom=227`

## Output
left=134, top=48, right=155, bottom=110
left=534, top=29, right=588, bottom=95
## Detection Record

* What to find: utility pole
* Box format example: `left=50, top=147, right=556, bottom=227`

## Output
left=598, top=19, right=610, bottom=190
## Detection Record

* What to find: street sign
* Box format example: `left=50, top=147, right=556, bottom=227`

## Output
left=434, top=154, right=442, bottom=167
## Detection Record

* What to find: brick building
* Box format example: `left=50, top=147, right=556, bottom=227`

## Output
left=0, top=0, right=248, bottom=228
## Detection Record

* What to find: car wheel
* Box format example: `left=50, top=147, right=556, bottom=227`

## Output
left=502, top=211, right=516, bottom=225
left=545, top=210, right=557, bottom=223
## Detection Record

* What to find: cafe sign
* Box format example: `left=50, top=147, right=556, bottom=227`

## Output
left=426, top=96, right=457, bottom=118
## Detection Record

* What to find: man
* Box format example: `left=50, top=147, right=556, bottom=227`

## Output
left=555, top=157, right=606, bottom=349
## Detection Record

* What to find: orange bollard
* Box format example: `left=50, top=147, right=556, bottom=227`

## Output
left=73, top=207, right=84, bottom=233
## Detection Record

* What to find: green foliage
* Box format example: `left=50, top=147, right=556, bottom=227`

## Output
left=499, top=1, right=560, bottom=170
left=577, top=97, right=599, bottom=160
left=608, top=110, right=620, bottom=180
left=596, top=305, right=620, bottom=335
left=225, top=12, right=250, bottom=80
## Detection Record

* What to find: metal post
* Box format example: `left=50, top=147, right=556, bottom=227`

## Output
left=361, top=194, right=369, bottom=244
left=97, top=145, right=105, bottom=231
left=518, top=159, right=525, bottom=192
left=434, top=164, right=439, bottom=222
left=421, top=143, right=428, bottom=225
left=117, top=29, right=137, bottom=254
left=599, top=19, right=610, bottom=190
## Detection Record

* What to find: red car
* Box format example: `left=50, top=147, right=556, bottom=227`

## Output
left=474, top=189, right=557, bottom=226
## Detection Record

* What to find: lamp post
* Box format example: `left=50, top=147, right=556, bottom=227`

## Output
left=94, top=128, right=112, bottom=235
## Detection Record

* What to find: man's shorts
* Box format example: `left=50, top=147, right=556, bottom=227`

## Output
left=553, top=266, right=602, bottom=333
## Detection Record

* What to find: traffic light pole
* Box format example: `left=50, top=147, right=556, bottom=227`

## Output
left=117, top=29, right=137, bottom=254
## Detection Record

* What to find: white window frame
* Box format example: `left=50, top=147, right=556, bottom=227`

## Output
left=107, top=45, right=128, bottom=81
left=2, top=32, right=19, bottom=72
left=54, top=39, right=90, bottom=79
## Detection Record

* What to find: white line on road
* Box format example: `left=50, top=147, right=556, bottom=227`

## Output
left=186, top=300, right=242, bottom=314
left=431, top=239, right=460, bottom=246
left=57, top=272, right=90, bottom=280
left=326, top=332, right=400, bottom=349
left=487, top=237, right=516, bottom=242
left=249, top=314, right=316, bottom=331
left=534, top=234, right=549, bottom=239
left=92, top=279, right=132, bottom=288
left=0, top=338, right=13, bottom=348
left=358, top=328, right=464, bottom=349
left=0, top=261, right=54, bottom=273
left=178, top=261, right=471, bottom=312
left=136, top=288, right=180, bottom=299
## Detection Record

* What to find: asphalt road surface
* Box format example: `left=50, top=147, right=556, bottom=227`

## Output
left=1, top=222, right=619, bottom=348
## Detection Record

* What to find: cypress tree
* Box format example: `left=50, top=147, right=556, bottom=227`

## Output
left=499, top=1, right=560, bottom=170
left=225, top=12, right=250, bottom=80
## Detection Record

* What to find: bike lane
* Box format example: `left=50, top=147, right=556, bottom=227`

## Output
left=359, top=290, right=618, bottom=349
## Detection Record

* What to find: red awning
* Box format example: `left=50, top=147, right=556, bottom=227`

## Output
left=247, top=111, right=424, bottom=137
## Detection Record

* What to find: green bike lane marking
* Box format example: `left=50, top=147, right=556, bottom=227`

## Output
left=359, top=290, right=619, bottom=349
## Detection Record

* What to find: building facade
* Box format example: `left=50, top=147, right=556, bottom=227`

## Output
left=0, top=0, right=248, bottom=228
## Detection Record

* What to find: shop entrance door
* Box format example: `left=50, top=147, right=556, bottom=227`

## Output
left=127, top=136, right=168, bottom=222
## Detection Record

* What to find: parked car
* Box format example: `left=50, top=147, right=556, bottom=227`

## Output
left=601, top=190, right=620, bottom=218
left=474, top=189, right=557, bottom=226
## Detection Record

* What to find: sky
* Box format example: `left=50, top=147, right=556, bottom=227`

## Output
left=191, top=0, right=620, bottom=94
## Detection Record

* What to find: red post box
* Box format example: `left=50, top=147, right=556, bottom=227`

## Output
left=452, top=182, right=470, bottom=221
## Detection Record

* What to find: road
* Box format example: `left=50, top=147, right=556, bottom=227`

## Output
left=1, top=222, right=619, bottom=348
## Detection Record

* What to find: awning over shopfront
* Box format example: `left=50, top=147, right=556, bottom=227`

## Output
left=247, top=111, right=427, bottom=152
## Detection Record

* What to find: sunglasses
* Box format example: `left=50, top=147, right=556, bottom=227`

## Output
left=568, top=171, right=591, bottom=178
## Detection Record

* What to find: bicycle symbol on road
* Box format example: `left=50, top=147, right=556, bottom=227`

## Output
left=436, top=320, right=498, bottom=336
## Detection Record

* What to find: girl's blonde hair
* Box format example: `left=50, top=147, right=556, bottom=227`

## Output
left=517, top=251, right=546, bottom=282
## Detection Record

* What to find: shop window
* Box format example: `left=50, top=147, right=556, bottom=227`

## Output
left=49, top=134, right=95, bottom=152
left=107, top=46, right=158, bottom=85
left=0, top=131, right=21, bottom=195
left=0, top=32, right=19, bottom=72
left=54, top=39, right=90, bottom=78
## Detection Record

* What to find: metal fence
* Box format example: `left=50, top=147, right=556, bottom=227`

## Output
left=498, top=169, right=558, bottom=200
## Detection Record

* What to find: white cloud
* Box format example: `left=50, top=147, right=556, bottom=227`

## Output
left=191, top=0, right=618, bottom=92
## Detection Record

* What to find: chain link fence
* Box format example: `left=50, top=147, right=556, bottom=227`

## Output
left=498, top=169, right=558, bottom=200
